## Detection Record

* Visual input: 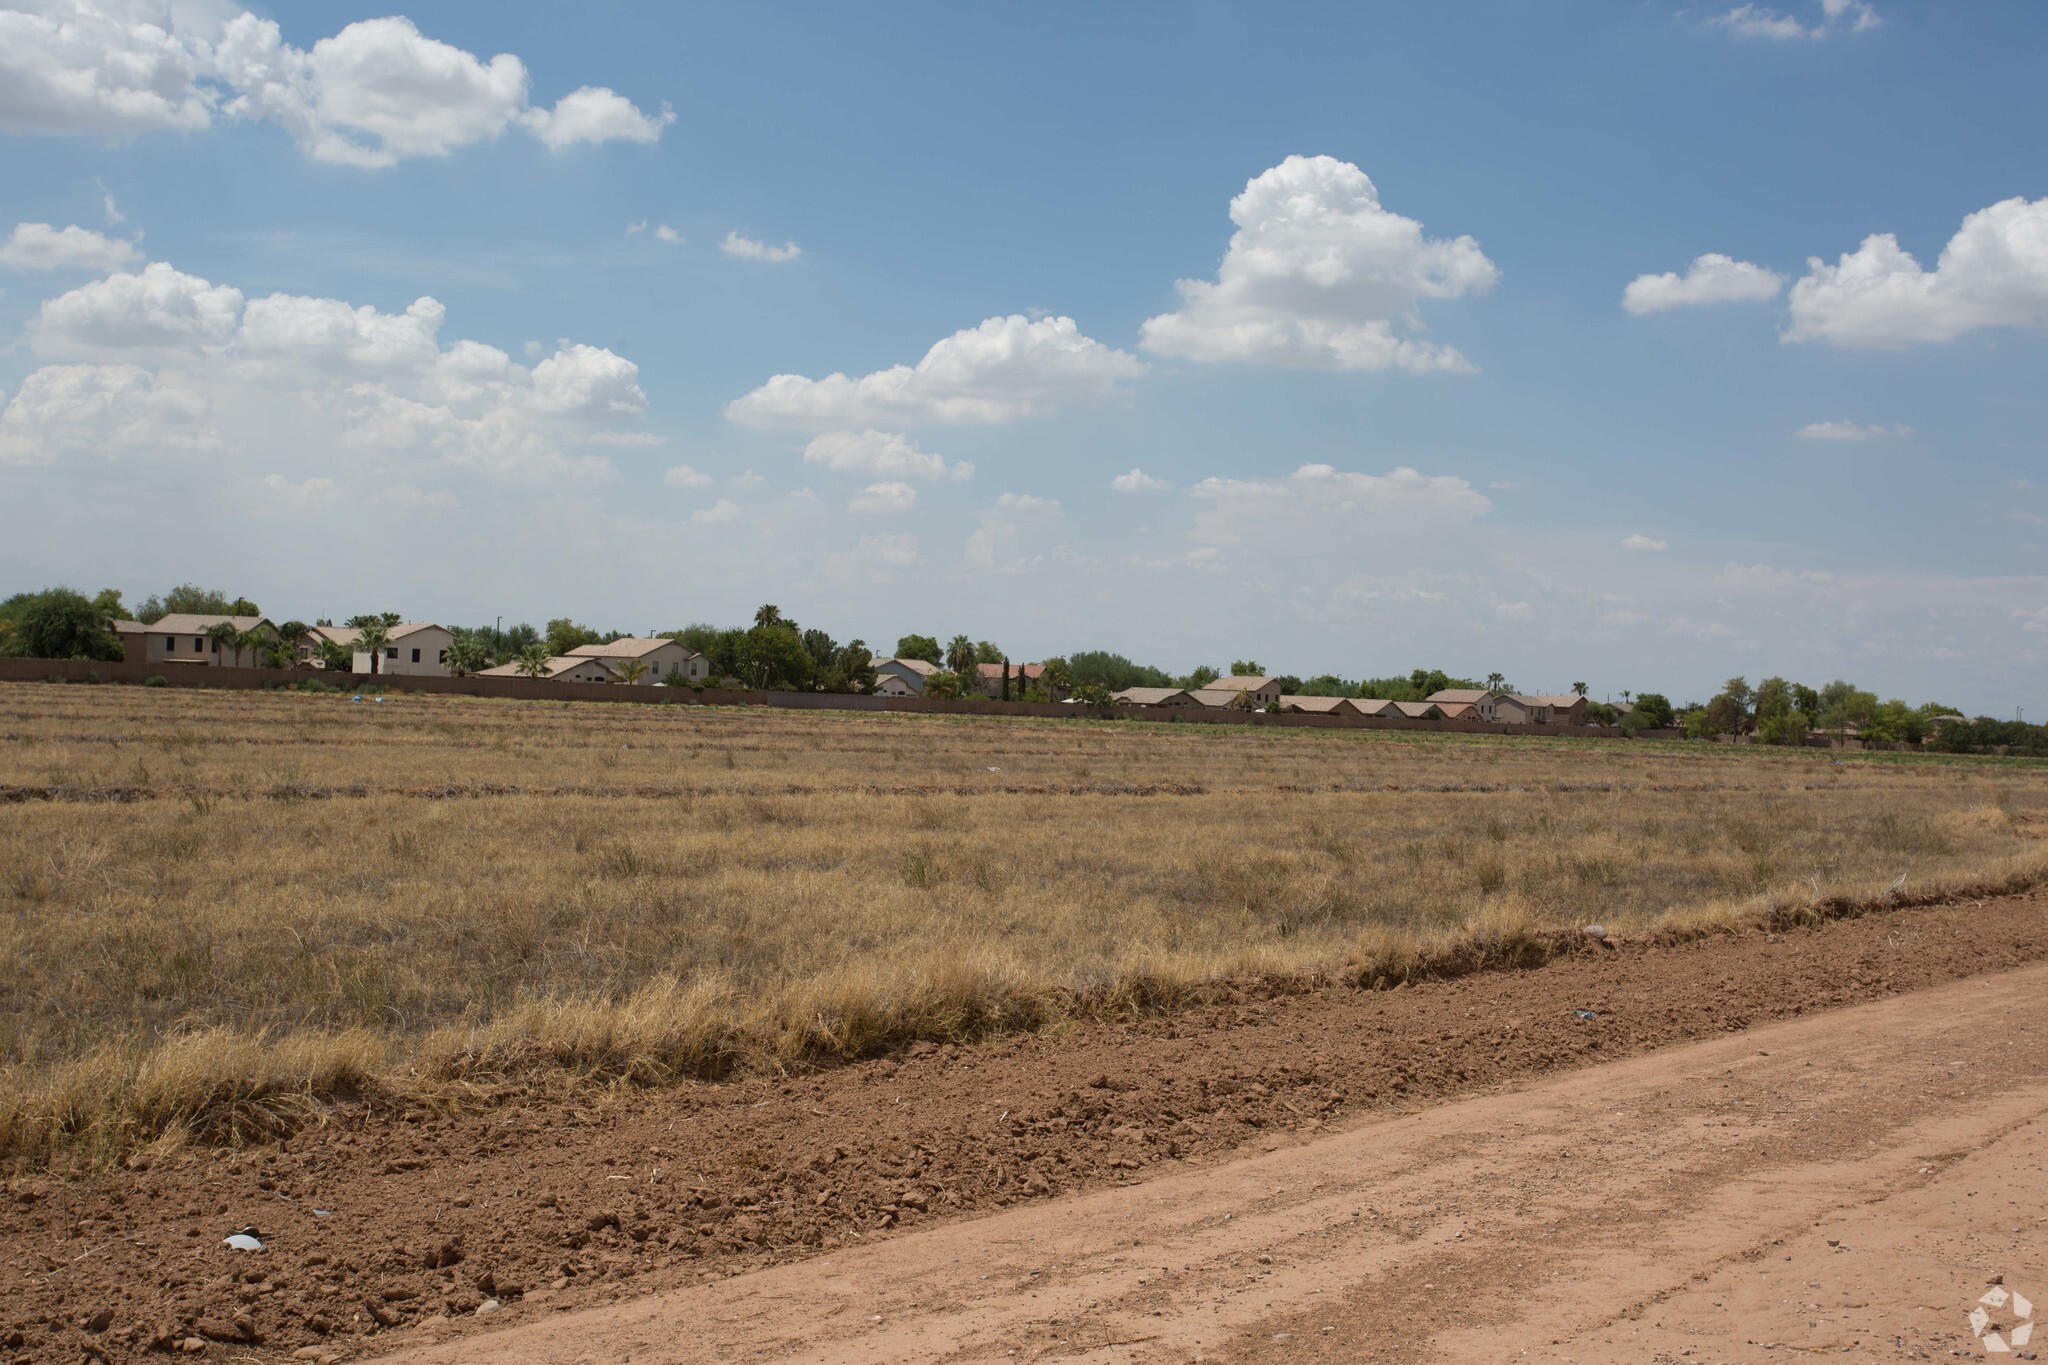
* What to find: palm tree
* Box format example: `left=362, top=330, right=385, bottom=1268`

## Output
left=445, top=636, right=489, bottom=676
left=354, top=619, right=391, bottom=675
left=753, top=604, right=785, bottom=630
left=1572, top=681, right=1588, bottom=697
left=234, top=626, right=269, bottom=669
left=204, top=621, right=239, bottom=666
left=945, top=633, right=976, bottom=675
left=514, top=642, right=552, bottom=678
left=1485, top=671, right=1505, bottom=692
left=1620, top=690, right=1634, bottom=709
left=614, top=656, right=651, bottom=685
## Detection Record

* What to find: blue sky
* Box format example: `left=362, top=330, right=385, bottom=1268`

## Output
left=2, top=0, right=2044, bottom=712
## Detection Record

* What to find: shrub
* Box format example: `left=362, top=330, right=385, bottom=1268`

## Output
left=143, top=675, right=168, bottom=688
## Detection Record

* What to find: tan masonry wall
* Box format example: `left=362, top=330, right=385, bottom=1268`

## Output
left=0, top=658, right=1682, bottom=740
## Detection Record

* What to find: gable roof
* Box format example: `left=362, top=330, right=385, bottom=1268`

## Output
left=108, top=618, right=148, bottom=635
left=973, top=661, right=1046, bottom=679
left=1525, top=693, right=1588, bottom=708
left=478, top=655, right=620, bottom=680
left=305, top=622, right=445, bottom=647
left=1393, top=700, right=1446, bottom=719
left=146, top=614, right=272, bottom=635
left=1212, top=675, right=1275, bottom=692
left=1279, top=695, right=1348, bottom=714
left=1425, top=688, right=1499, bottom=704
left=566, top=637, right=699, bottom=660
left=1112, top=687, right=1193, bottom=705
left=1349, top=697, right=1400, bottom=716
left=1189, top=688, right=1259, bottom=708
left=872, top=657, right=938, bottom=676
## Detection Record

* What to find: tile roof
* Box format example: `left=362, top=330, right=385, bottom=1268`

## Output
left=566, top=637, right=699, bottom=659
left=478, top=656, right=620, bottom=680
left=1111, top=687, right=1193, bottom=705
left=145, top=614, right=272, bottom=634
left=1212, top=675, right=1275, bottom=691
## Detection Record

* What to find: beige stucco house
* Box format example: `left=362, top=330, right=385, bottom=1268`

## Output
left=124, top=614, right=277, bottom=667
left=1112, top=687, right=1199, bottom=708
left=477, top=655, right=621, bottom=684
left=870, top=658, right=939, bottom=695
left=1210, top=675, right=1283, bottom=706
left=298, top=623, right=454, bottom=675
left=565, top=637, right=706, bottom=683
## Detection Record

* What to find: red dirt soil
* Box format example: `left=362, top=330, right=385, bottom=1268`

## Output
left=4, top=892, right=2046, bottom=1362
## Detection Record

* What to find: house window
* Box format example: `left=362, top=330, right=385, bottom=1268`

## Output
left=437, top=649, right=447, bottom=663
left=385, top=647, right=397, bottom=659
left=411, top=648, right=421, bottom=663
left=210, top=639, right=219, bottom=653
left=298, top=646, right=309, bottom=658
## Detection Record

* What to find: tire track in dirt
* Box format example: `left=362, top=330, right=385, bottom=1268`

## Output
left=3, top=894, right=2045, bottom=1361
left=372, top=960, right=2048, bottom=1364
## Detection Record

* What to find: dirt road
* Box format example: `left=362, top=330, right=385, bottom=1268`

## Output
left=376, top=959, right=2048, bottom=1364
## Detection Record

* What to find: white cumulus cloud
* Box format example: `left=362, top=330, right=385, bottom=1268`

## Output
left=849, top=481, right=916, bottom=514
left=0, top=4, right=669, bottom=166
left=727, top=314, right=1146, bottom=428
left=13, top=258, right=646, bottom=482
left=1111, top=468, right=1172, bottom=493
left=800, top=429, right=971, bottom=482
left=1794, top=420, right=1912, bottom=440
left=662, top=464, right=711, bottom=487
left=1139, top=154, right=1497, bottom=373
left=1786, top=196, right=2048, bottom=347
left=692, top=498, right=741, bottom=525
left=1622, top=254, right=1784, bottom=314
left=0, top=222, right=142, bottom=272
left=261, top=472, right=341, bottom=504
left=721, top=231, right=800, bottom=262
left=0, top=363, right=214, bottom=466
left=1621, top=533, right=1669, bottom=552
left=654, top=224, right=681, bottom=244
left=1709, top=1, right=1879, bottom=39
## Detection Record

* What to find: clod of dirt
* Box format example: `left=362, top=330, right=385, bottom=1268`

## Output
left=1584, top=924, right=1609, bottom=940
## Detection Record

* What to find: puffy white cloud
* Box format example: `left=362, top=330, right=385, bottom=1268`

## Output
left=1139, top=155, right=1497, bottom=373
left=0, top=4, right=668, bottom=166
left=692, top=498, right=741, bottom=525
left=721, top=230, right=800, bottom=262
left=727, top=314, right=1145, bottom=428
left=1621, top=254, right=1784, bottom=314
left=662, top=464, right=711, bottom=487
left=29, top=262, right=244, bottom=357
left=855, top=531, right=918, bottom=567
left=0, top=221, right=142, bottom=272
left=1794, top=419, right=1912, bottom=440
left=521, top=86, right=672, bottom=150
left=1709, top=1, right=1879, bottom=39
left=848, top=481, right=916, bottom=514
left=13, top=257, right=648, bottom=482
left=625, top=221, right=646, bottom=235
left=1621, top=533, right=1669, bottom=552
left=1111, top=468, right=1171, bottom=493
left=994, top=492, right=1060, bottom=513
left=1786, top=197, right=2048, bottom=347
left=799, top=429, right=971, bottom=481
left=0, top=0, right=217, bottom=134
left=0, top=362, right=213, bottom=465
left=654, top=224, right=681, bottom=244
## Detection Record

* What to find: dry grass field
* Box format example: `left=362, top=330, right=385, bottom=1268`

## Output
left=3, top=681, right=2046, bottom=1168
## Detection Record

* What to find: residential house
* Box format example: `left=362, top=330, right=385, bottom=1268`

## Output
left=1348, top=698, right=1400, bottom=719
left=1433, top=701, right=1482, bottom=721
left=1392, top=700, right=1449, bottom=720
left=972, top=661, right=1051, bottom=699
left=1209, top=675, right=1283, bottom=706
left=566, top=637, right=706, bottom=684
left=1425, top=688, right=1510, bottom=720
left=299, top=623, right=455, bottom=676
left=1280, top=695, right=1351, bottom=716
left=1523, top=694, right=1589, bottom=726
left=1190, top=687, right=1260, bottom=710
left=126, top=614, right=277, bottom=667
left=870, top=657, right=939, bottom=695
left=1112, top=687, right=1199, bottom=708
left=477, top=655, right=621, bottom=684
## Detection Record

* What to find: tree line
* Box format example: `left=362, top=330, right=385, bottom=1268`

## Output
left=3, top=582, right=2041, bottom=755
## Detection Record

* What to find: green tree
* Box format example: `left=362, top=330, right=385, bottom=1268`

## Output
left=1040, top=656, right=1072, bottom=699
left=514, top=642, right=553, bottom=678
left=0, top=588, right=123, bottom=661
left=894, top=633, right=942, bottom=665
left=545, top=618, right=601, bottom=657
left=923, top=669, right=966, bottom=699
left=354, top=619, right=392, bottom=675
left=1294, top=673, right=1354, bottom=697
left=614, top=656, right=651, bottom=685
left=1485, top=671, right=1506, bottom=691
left=135, top=584, right=249, bottom=624
left=734, top=623, right=813, bottom=689
left=817, top=640, right=876, bottom=694
left=91, top=588, right=127, bottom=622
left=233, top=625, right=271, bottom=668
left=974, top=640, right=1005, bottom=666
left=753, top=604, right=787, bottom=630
left=203, top=620, right=240, bottom=665
left=1571, top=681, right=1588, bottom=697
left=1065, top=650, right=1167, bottom=691
left=945, top=634, right=976, bottom=675
left=345, top=612, right=403, bottom=630
left=1179, top=664, right=1220, bottom=690
left=1631, top=693, right=1676, bottom=729
left=445, top=634, right=490, bottom=676
left=1229, top=659, right=1263, bottom=676
left=314, top=637, right=354, bottom=672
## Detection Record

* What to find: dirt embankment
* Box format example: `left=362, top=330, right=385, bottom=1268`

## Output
left=4, top=893, right=2046, bottom=1362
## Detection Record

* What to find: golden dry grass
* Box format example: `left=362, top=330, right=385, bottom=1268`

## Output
left=3, top=681, right=2046, bottom=1166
